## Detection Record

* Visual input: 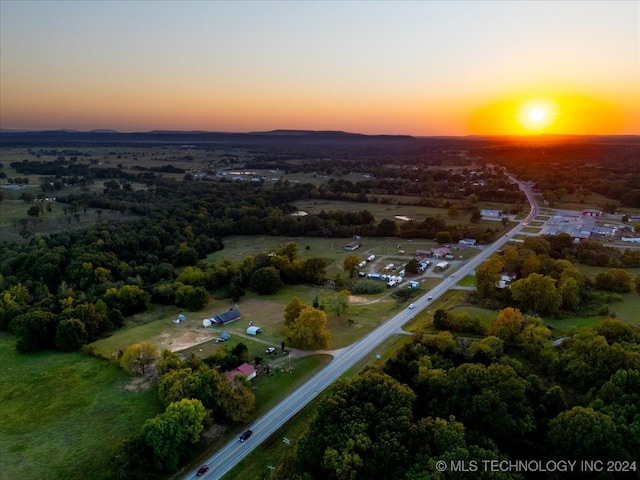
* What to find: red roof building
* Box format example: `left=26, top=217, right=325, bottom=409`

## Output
left=226, top=362, right=257, bottom=382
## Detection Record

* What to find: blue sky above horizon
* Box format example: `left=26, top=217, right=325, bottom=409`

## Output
left=1, top=1, right=638, bottom=135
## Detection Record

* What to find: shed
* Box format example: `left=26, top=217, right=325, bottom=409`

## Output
left=343, top=241, right=361, bottom=251
left=246, top=326, right=262, bottom=335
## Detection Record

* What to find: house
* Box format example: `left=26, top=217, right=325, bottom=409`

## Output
left=415, top=249, right=431, bottom=257
left=431, top=247, right=451, bottom=258
left=211, top=308, right=241, bottom=325
left=481, top=209, right=502, bottom=218
left=343, top=241, right=361, bottom=251
left=409, top=281, right=420, bottom=289
left=246, top=326, right=262, bottom=335
left=459, top=238, right=477, bottom=246
left=226, top=363, right=257, bottom=382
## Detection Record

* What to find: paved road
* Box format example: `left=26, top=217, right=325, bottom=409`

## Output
left=186, top=177, right=538, bottom=480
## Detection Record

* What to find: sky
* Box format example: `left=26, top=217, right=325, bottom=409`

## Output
left=1, top=1, right=638, bottom=136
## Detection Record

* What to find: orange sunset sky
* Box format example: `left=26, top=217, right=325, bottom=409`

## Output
left=1, top=1, right=638, bottom=136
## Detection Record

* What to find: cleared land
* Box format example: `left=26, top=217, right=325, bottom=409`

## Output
left=0, top=334, right=163, bottom=480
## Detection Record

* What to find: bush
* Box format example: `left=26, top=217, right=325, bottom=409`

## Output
left=352, top=280, right=386, bottom=294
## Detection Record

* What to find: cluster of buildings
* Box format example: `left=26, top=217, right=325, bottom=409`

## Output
left=545, top=210, right=621, bottom=242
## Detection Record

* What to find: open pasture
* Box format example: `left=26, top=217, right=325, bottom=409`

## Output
left=0, top=334, right=162, bottom=480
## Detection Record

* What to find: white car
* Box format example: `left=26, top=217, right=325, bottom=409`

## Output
left=265, top=347, right=276, bottom=354
left=408, top=303, right=415, bottom=309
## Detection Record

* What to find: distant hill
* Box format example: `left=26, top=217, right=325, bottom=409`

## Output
left=0, top=128, right=417, bottom=147
left=1, top=129, right=636, bottom=148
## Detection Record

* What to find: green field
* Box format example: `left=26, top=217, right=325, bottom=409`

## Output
left=291, top=198, right=517, bottom=228
left=0, top=334, right=163, bottom=480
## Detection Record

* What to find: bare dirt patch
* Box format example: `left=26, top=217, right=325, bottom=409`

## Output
left=123, top=366, right=157, bottom=392
left=156, top=329, right=216, bottom=352
left=202, top=423, right=227, bottom=441
left=348, top=295, right=368, bottom=304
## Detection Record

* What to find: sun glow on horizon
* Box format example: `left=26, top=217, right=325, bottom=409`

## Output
left=518, top=100, right=557, bottom=132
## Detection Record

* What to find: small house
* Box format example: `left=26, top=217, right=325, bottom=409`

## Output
left=246, top=326, right=262, bottom=335
left=226, top=363, right=257, bottom=382
left=459, top=238, right=477, bottom=246
left=480, top=209, right=502, bottom=218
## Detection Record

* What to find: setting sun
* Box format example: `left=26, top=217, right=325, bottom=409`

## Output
left=518, top=100, right=556, bottom=132
left=529, top=108, right=545, bottom=123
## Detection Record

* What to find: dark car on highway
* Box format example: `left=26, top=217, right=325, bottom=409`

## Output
left=196, top=465, right=209, bottom=476
left=239, top=429, right=253, bottom=442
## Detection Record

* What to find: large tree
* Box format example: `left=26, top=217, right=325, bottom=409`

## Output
left=285, top=306, right=331, bottom=350
left=342, top=255, right=360, bottom=278
left=284, top=297, right=305, bottom=326
left=55, top=317, right=88, bottom=351
left=475, top=255, right=503, bottom=299
left=488, top=307, right=524, bottom=344
left=10, top=310, right=58, bottom=352
left=510, top=273, right=562, bottom=317
left=250, top=266, right=284, bottom=295
left=121, top=341, right=160, bottom=375
left=142, top=398, right=206, bottom=471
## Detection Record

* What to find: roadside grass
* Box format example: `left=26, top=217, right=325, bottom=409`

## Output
left=521, top=226, right=542, bottom=234
left=0, top=334, right=163, bottom=480
left=458, top=274, right=476, bottom=287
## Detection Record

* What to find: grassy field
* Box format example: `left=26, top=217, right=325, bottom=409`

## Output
left=291, top=198, right=518, bottom=227
left=554, top=192, right=640, bottom=216
left=0, top=334, right=163, bottom=480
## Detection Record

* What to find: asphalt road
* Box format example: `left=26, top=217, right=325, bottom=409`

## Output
left=185, top=177, right=538, bottom=480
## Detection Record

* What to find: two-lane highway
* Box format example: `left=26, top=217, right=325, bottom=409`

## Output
left=186, top=175, right=538, bottom=480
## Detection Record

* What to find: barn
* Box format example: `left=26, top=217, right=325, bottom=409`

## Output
left=211, top=308, right=241, bottom=325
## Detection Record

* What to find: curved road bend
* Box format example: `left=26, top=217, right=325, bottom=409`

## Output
left=186, top=175, right=538, bottom=480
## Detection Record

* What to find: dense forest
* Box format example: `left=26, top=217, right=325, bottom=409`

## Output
left=286, top=315, right=640, bottom=480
